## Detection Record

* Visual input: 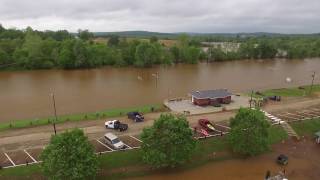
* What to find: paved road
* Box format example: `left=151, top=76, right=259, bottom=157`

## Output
left=1, top=96, right=320, bottom=152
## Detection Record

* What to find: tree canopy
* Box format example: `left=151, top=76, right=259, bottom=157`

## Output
left=140, top=114, right=196, bottom=168
left=228, top=108, right=271, bottom=156
left=40, top=129, right=98, bottom=180
left=1, top=25, right=320, bottom=70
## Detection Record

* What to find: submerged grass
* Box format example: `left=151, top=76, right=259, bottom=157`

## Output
left=250, top=84, right=320, bottom=98
left=290, top=118, right=320, bottom=136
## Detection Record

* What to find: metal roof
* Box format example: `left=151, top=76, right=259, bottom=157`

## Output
left=191, top=89, right=232, bottom=99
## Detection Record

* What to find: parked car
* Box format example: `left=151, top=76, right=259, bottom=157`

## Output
left=105, top=120, right=128, bottom=132
left=104, top=133, right=125, bottom=149
left=269, top=96, right=281, bottom=101
left=127, top=112, right=144, bottom=122
left=198, top=119, right=216, bottom=131
left=277, top=154, right=288, bottom=165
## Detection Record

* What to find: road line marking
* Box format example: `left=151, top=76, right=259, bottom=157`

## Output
left=96, top=139, right=114, bottom=151
left=286, top=112, right=305, bottom=118
left=277, top=114, right=300, bottom=121
left=215, top=124, right=231, bottom=129
left=298, top=112, right=317, bottom=117
left=4, top=153, right=15, bottom=166
left=24, top=149, right=37, bottom=163
left=122, top=142, right=132, bottom=149
left=309, top=108, right=320, bottom=112
left=304, top=110, right=320, bottom=115
left=2, top=161, right=40, bottom=169
left=129, top=135, right=143, bottom=143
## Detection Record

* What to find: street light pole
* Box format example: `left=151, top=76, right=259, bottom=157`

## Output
left=250, top=90, right=253, bottom=108
left=152, top=72, right=159, bottom=88
left=309, top=71, right=316, bottom=95
left=50, top=93, right=58, bottom=135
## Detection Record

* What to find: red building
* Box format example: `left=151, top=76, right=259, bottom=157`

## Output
left=191, top=89, right=232, bottom=106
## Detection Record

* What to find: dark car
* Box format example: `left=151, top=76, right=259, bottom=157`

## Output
left=127, top=112, right=144, bottom=122
left=277, top=154, right=288, bottom=165
left=269, top=96, right=281, bottom=101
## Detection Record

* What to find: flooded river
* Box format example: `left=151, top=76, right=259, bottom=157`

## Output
left=0, top=58, right=319, bottom=122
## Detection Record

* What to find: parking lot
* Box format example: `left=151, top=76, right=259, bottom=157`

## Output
left=271, top=106, right=320, bottom=123
left=0, top=135, right=142, bottom=169
left=164, top=95, right=250, bottom=115
left=193, top=121, right=231, bottom=139
left=2, top=106, right=319, bottom=169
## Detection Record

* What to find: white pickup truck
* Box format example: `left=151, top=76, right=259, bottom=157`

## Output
left=105, top=120, right=128, bottom=132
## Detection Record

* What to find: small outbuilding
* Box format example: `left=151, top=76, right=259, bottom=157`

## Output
left=315, top=131, right=320, bottom=144
left=191, top=89, right=232, bottom=106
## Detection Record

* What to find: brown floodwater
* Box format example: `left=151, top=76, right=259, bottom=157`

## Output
left=131, top=138, right=320, bottom=180
left=0, top=58, right=319, bottom=122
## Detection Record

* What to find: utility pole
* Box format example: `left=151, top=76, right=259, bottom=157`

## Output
left=309, top=71, right=316, bottom=95
left=152, top=72, right=159, bottom=88
left=50, top=93, right=58, bottom=135
left=250, top=90, right=254, bottom=108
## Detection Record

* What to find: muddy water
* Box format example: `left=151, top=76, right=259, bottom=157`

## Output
left=0, top=58, right=320, bottom=122
left=132, top=138, right=320, bottom=180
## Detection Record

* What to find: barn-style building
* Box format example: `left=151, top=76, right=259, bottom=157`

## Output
left=191, top=89, right=232, bottom=106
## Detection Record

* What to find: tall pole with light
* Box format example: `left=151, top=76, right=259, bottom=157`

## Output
left=309, top=71, right=316, bottom=95
left=151, top=72, right=159, bottom=88
left=50, top=93, right=58, bottom=135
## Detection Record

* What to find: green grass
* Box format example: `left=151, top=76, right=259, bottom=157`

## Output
left=290, top=118, right=320, bottom=136
left=0, top=104, right=164, bottom=132
left=268, top=125, right=289, bottom=144
left=0, top=164, right=41, bottom=178
left=98, top=149, right=144, bottom=169
left=249, top=84, right=320, bottom=98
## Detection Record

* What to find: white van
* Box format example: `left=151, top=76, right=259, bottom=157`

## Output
left=104, top=133, right=125, bottom=149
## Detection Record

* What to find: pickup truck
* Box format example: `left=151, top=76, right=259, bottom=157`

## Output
left=127, top=112, right=144, bottom=122
left=105, top=120, right=128, bottom=132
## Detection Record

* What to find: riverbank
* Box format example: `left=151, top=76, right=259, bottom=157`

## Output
left=0, top=125, right=288, bottom=179
left=1, top=83, right=320, bottom=132
left=251, top=84, right=320, bottom=98
left=0, top=104, right=164, bottom=132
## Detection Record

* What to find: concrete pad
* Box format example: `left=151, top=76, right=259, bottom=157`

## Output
left=164, top=95, right=250, bottom=115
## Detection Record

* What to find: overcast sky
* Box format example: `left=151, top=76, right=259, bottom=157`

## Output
left=0, top=0, right=319, bottom=33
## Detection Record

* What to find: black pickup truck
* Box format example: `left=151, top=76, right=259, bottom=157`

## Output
left=127, top=112, right=144, bottom=122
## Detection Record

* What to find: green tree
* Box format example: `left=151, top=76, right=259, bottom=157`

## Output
left=40, top=129, right=98, bottom=180
left=0, top=48, right=10, bottom=64
left=150, top=36, right=158, bottom=43
left=58, top=39, right=76, bottom=69
left=134, top=42, right=158, bottom=67
left=180, top=46, right=200, bottom=64
left=228, top=108, right=271, bottom=156
left=78, top=29, right=93, bottom=41
left=140, top=114, right=196, bottom=168
left=108, top=35, right=120, bottom=46
left=170, top=45, right=180, bottom=63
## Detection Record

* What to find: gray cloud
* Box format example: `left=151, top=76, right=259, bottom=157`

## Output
left=0, top=0, right=319, bottom=33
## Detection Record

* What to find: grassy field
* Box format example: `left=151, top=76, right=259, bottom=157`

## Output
left=290, top=118, right=320, bottom=136
left=0, top=125, right=287, bottom=179
left=250, top=84, right=320, bottom=98
left=0, top=104, right=164, bottom=132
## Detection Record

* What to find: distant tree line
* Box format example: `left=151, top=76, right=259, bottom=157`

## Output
left=0, top=25, right=200, bottom=70
left=200, top=36, right=320, bottom=61
left=1, top=24, right=320, bottom=70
